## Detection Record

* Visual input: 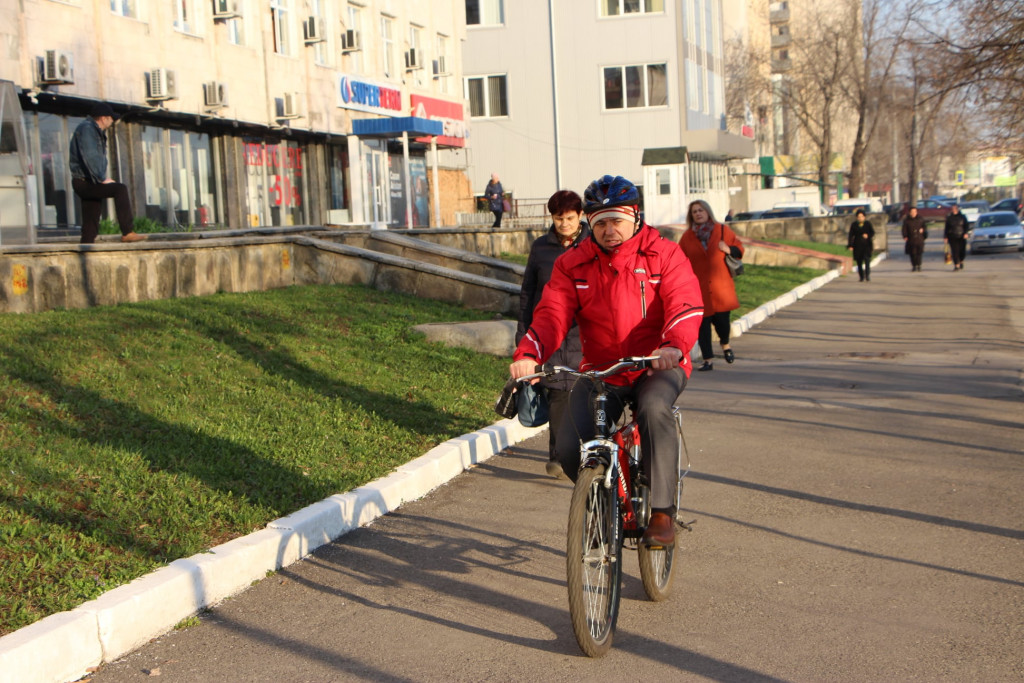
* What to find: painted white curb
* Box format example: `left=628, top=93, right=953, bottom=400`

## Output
left=0, top=419, right=544, bottom=683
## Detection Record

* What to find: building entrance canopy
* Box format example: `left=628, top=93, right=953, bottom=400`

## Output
left=352, top=116, right=442, bottom=138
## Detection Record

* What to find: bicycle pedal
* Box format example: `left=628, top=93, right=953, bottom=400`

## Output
left=675, top=517, right=696, bottom=532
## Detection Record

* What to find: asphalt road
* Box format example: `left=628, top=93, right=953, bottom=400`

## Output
left=90, top=237, right=1024, bottom=682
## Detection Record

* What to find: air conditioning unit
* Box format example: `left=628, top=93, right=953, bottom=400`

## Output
left=303, top=16, right=325, bottom=44
left=432, top=55, right=449, bottom=78
left=341, top=29, right=362, bottom=52
left=405, top=49, right=422, bottom=70
left=147, top=68, right=177, bottom=101
left=203, top=81, right=228, bottom=108
left=280, top=91, right=302, bottom=119
left=212, top=0, right=240, bottom=19
left=41, top=49, right=75, bottom=85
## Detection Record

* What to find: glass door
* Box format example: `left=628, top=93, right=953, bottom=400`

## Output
left=363, top=140, right=389, bottom=229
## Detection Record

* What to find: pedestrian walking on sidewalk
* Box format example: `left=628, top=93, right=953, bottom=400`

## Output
left=847, top=209, right=875, bottom=281
left=69, top=102, right=147, bottom=245
left=516, top=190, right=591, bottom=478
left=678, top=199, right=743, bottom=371
left=901, top=206, right=927, bottom=271
left=944, top=204, right=969, bottom=271
left=485, top=173, right=504, bottom=228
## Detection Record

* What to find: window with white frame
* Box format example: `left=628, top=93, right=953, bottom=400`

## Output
left=603, top=63, right=667, bottom=110
left=110, top=0, right=141, bottom=19
left=174, top=0, right=200, bottom=35
left=346, top=4, right=363, bottom=72
left=410, top=25, right=425, bottom=87
left=436, top=33, right=450, bottom=94
left=311, top=0, right=330, bottom=65
left=466, top=0, right=503, bottom=26
left=272, top=0, right=292, bottom=56
left=466, top=75, right=508, bottom=117
left=381, top=15, right=395, bottom=78
left=600, top=0, right=664, bottom=17
left=228, top=6, right=246, bottom=46
left=656, top=169, right=671, bottom=195
left=686, top=60, right=698, bottom=110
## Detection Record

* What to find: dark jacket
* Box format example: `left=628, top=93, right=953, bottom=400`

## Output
left=944, top=211, right=968, bottom=240
left=485, top=180, right=503, bottom=211
left=847, top=219, right=875, bottom=257
left=69, top=118, right=108, bottom=184
left=517, top=223, right=590, bottom=391
left=514, top=224, right=704, bottom=385
left=902, top=215, right=928, bottom=245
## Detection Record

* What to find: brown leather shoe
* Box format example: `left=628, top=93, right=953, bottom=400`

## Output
left=121, top=232, right=147, bottom=243
left=642, top=511, right=675, bottom=547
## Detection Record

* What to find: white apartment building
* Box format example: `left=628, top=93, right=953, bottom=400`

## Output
left=1, top=0, right=471, bottom=234
left=462, top=0, right=753, bottom=222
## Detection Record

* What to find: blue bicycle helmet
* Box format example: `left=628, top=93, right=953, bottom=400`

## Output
left=583, top=175, right=640, bottom=214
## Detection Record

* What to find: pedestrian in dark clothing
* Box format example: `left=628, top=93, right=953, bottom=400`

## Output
left=69, top=102, right=146, bottom=244
left=485, top=173, right=504, bottom=227
left=846, top=209, right=875, bottom=281
left=516, top=190, right=590, bottom=477
left=944, top=204, right=969, bottom=271
left=901, top=207, right=927, bottom=271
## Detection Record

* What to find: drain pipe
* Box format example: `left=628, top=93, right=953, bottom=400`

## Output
left=548, top=0, right=561, bottom=190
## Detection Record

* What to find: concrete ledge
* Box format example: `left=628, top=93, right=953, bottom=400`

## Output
left=0, top=611, right=102, bottom=683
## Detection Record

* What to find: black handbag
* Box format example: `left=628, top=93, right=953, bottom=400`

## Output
left=494, top=377, right=518, bottom=419
left=517, top=382, right=549, bottom=428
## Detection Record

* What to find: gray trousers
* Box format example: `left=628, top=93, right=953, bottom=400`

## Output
left=553, top=367, right=686, bottom=510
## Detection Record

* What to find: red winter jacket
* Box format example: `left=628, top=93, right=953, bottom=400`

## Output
left=513, top=224, right=704, bottom=385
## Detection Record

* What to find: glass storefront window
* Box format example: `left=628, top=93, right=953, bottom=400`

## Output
left=242, top=140, right=306, bottom=227
left=140, top=125, right=169, bottom=226
left=30, top=113, right=80, bottom=228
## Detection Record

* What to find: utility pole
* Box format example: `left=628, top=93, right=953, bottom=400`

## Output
left=892, top=120, right=900, bottom=204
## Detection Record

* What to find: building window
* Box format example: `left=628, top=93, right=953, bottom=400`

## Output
left=466, top=0, right=503, bottom=26
left=601, top=0, right=664, bottom=16
left=603, top=63, right=667, bottom=110
left=311, top=0, right=330, bottom=66
left=436, top=33, right=450, bottom=94
left=381, top=16, right=395, bottom=78
left=346, top=4, right=363, bottom=72
left=410, top=25, right=425, bottom=87
left=228, top=9, right=246, bottom=46
left=466, top=75, right=508, bottom=117
left=174, top=0, right=199, bottom=34
left=272, top=0, right=291, bottom=56
left=110, top=0, right=141, bottom=19
left=656, top=169, right=671, bottom=195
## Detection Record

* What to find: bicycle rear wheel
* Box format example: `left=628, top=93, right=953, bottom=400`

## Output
left=566, top=465, right=622, bottom=658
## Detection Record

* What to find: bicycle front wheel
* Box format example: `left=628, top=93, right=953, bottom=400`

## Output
left=566, top=465, right=623, bottom=658
left=638, top=536, right=676, bottom=601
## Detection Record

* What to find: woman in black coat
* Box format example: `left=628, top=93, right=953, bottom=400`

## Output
left=846, top=209, right=875, bottom=281
left=516, top=190, right=590, bottom=477
left=901, top=206, right=928, bottom=271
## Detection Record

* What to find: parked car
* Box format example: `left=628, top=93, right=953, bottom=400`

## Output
left=899, top=199, right=953, bottom=223
left=958, top=200, right=991, bottom=226
left=730, top=210, right=765, bottom=221
left=760, top=208, right=808, bottom=219
left=969, top=212, right=1024, bottom=254
left=990, top=197, right=1022, bottom=214
left=831, top=198, right=883, bottom=216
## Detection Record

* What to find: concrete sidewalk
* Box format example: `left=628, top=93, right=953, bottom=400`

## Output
left=1, top=256, right=866, bottom=683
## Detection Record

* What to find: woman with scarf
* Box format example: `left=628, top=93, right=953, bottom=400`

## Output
left=678, top=200, right=744, bottom=372
left=516, top=190, right=591, bottom=476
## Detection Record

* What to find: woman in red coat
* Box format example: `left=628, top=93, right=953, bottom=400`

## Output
left=678, top=200, right=744, bottom=371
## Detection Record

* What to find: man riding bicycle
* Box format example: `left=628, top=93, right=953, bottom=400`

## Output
left=509, top=175, right=704, bottom=547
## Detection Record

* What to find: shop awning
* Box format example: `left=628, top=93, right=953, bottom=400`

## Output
left=352, top=116, right=443, bottom=138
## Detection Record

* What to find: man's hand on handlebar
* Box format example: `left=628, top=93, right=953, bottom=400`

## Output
left=647, top=346, right=682, bottom=375
left=510, top=359, right=541, bottom=383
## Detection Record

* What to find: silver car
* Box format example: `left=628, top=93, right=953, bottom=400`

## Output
left=969, top=212, right=1024, bottom=254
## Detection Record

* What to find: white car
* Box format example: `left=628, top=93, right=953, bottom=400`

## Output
left=969, top=212, right=1024, bottom=254
left=958, top=200, right=992, bottom=227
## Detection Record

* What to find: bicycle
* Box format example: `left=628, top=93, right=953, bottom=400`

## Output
left=517, top=356, right=693, bottom=657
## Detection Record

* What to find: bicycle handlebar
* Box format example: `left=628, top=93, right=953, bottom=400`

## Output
left=517, top=356, right=659, bottom=384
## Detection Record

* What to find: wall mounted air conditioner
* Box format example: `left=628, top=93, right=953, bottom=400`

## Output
left=341, top=29, right=362, bottom=52
left=432, top=55, right=449, bottom=78
left=405, top=49, right=422, bottom=70
left=41, top=49, right=75, bottom=85
left=203, top=81, right=228, bottom=108
left=147, top=68, right=177, bottom=101
left=212, top=0, right=240, bottom=20
left=303, top=16, right=325, bottom=44
left=280, top=92, right=302, bottom=119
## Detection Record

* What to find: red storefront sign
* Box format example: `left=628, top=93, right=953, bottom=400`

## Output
left=410, top=95, right=467, bottom=148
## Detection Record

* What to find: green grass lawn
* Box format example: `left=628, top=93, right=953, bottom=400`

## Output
left=0, top=262, right=825, bottom=636
left=761, top=239, right=851, bottom=257
left=0, top=285, right=508, bottom=636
